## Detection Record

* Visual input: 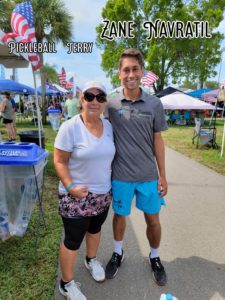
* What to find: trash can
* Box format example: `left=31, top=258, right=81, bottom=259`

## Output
left=0, top=142, right=48, bottom=240
left=48, top=109, right=61, bottom=131
left=18, top=130, right=45, bottom=148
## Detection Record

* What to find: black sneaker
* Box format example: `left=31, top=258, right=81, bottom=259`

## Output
left=149, top=256, right=167, bottom=286
left=105, top=250, right=124, bottom=279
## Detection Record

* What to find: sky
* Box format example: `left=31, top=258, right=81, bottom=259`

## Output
left=3, top=0, right=225, bottom=92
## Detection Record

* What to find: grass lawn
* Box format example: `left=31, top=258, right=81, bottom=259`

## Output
left=0, top=120, right=62, bottom=300
left=0, top=117, right=225, bottom=299
left=162, top=119, right=225, bottom=176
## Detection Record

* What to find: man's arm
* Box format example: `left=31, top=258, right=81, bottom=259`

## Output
left=154, top=132, right=167, bottom=197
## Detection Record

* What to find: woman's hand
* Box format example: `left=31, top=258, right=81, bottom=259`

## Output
left=69, top=186, right=89, bottom=198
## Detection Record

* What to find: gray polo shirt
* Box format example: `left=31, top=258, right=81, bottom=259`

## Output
left=105, top=87, right=168, bottom=182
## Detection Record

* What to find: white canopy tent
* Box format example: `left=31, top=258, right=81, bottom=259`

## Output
left=52, top=83, right=68, bottom=93
left=160, top=92, right=216, bottom=110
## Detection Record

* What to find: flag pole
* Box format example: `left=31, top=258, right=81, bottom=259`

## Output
left=221, top=121, right=225, bottom=157
left=32, top=68, right=43, bottom=147
left=73, top=73, right=76, bottom=96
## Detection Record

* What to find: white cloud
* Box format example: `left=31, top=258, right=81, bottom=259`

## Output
left=218, top=16, right=225, bottom=32
left=64, top=0, right=106, bottom=28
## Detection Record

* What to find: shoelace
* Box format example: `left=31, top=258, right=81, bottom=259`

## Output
left=89, top=259, right=103, bottom=273
left=111, top=253, right=120, bottom=264
left=66, top=281, right=82, bottom=296
left=152, top=258, right=164, bottom=271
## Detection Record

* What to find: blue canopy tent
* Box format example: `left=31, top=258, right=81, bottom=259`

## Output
left=0, top=79, right=35, bottom=94
left=187, top=88, right=212, bottom=99
left=37, top=86, right=60, bottom=96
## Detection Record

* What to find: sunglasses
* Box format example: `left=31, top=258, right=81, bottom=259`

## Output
left=84, top=92, right=107, bottom=103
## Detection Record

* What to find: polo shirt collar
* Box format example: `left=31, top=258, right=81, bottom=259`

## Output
left=118, top=87, right=147, bottom=103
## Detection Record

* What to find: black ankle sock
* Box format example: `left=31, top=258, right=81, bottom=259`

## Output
left=86, top=256, right=96, bottom=263
left=60, top=279, right=69, bottom=291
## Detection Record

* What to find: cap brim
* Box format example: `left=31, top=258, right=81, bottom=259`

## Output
left=82, top=86, right=106, bottom=95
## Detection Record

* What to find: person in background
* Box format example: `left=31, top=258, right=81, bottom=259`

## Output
left=54, top=81, right=115, bottom=300
left=104, top=48, right=168, bottom=286
left=10, top=94, right=17, bottom=139
left=48, top=101, right=55, bottom=109
left=0, top=92, right=16, bottom=141
left=61, top=90, right=79, bottom=120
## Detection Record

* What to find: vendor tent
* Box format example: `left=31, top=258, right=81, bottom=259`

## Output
left=156, top=87, right=184, bottom=98
left=187, top=88, right=211, bottom=99
left=37, top=86, right=60, bottom=96
left=160, top=92, right=216, bottom=110
left=0, top=43, right=29, bottom=69
left=52, top=83, right=68, bottom=93
left=0, top=79, right=35, bottom=94
left=202, top=89, right=220, bottom=103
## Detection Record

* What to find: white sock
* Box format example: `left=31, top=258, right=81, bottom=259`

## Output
left=150, top=247, right=159, bottom=259
left=113, top=240, right=123, bottom=255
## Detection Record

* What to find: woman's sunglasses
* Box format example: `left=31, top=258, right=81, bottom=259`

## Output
left=84, top=92, right=107, bottom=103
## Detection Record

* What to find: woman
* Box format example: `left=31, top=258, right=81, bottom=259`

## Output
left=54, top=82, right=115, bottom=300
left=0, top=92, right=16, bottom=141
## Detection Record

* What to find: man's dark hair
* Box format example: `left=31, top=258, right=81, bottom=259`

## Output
left=119, top=48, right=144, bottom=69
left=3, top=92, right=10, bottom=99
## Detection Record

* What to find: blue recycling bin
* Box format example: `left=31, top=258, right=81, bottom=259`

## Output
left=48, top=109, right=61, bottom=131
left=0, top=142, right=48, bottom=240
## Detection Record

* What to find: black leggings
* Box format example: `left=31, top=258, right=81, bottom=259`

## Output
left=62, top=207, right=109, bottom=251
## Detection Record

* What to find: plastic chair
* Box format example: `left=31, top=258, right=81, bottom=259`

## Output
left=192, top=117, right=218, bottom=149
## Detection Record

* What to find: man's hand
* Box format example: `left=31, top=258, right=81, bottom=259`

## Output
left=158, top=176, right=168, bottom=197
left=69, top=186, right=89, bottom=198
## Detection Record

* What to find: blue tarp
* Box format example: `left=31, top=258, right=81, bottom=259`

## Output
left=0, top=79, right=35, bottom=94
left=187, top=88, right=212, bottom=99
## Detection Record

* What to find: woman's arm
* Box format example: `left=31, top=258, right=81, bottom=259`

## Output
left=0, top=100, right=6, bottom=113
left=54, top=148, right=88, bottom=198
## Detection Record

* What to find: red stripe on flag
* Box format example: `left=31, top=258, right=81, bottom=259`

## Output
left=2, top=4, right=42, bottom=71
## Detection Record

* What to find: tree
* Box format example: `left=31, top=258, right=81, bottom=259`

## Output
left=37, top=63, right=59, bottom=84
left=0, top=0, right=14, bottom=33
left=96, top=0, right=225, bottom=92
left=180, top=78, right=198, bottom=90
left=204, top=81, right=219, bottom=90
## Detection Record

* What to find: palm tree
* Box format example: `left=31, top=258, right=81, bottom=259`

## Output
left=0, top=0, right=14, bottom=33
left=31, top=0, right=73, bottom=123
left=37, top=63, right=59, bottom=84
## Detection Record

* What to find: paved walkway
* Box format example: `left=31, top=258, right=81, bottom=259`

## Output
left=55, top=147, right=225, bottom=300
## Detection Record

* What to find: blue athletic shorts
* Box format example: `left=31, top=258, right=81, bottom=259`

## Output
left=112, top=180, right=166, bottom=216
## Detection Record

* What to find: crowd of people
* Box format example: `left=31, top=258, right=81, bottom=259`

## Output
left=54, top=48, right=168, bottom=300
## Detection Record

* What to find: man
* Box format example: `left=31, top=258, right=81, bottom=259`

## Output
left=61, top=90, right=79, bottom=120
left=105, top=48, right=168, bottom=286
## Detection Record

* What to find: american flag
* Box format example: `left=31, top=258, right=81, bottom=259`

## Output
left=66, top=77, right=73, bottom=89
left=1, top=1, right=42, bottom=71
left=58, top=67, right=67, bottom=86
left=142, top=70, right=159, bottom=87
left=76, top=85, right=82, bottom=93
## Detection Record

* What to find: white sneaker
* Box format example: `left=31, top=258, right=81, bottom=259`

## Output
left=84, top=258, right=106, bottom=282
left=59, top=280, right=87, bottom=300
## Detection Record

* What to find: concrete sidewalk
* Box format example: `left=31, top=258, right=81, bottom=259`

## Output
left=54, top=147, right=225, bottom=300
